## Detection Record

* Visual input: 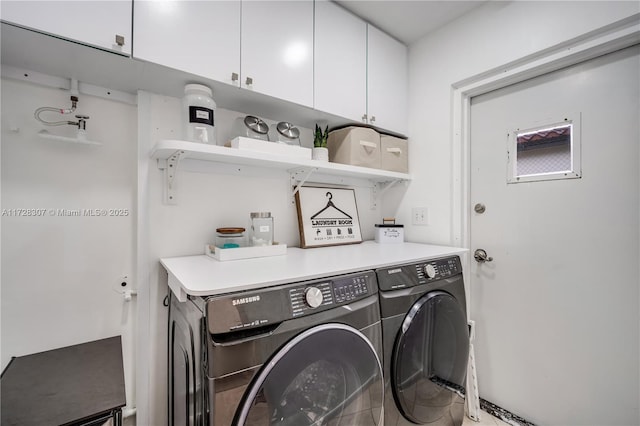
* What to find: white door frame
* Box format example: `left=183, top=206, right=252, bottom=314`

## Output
left=451, top=14, right=640, bottom=281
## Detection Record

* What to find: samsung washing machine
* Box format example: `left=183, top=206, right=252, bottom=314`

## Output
left=169, top=270, right=384, bottom=426
left=376, top=256, right=469, bottom=426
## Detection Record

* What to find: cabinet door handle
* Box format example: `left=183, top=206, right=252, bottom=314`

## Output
left=231, top=72, right=239, bottom=82
left=362, top=114, right=367, bottom=122
left=245, top=77, right=253, bottom=86
left=115, top=34, right=125, bottom=46
left=370, top=116, right=376, bottom=123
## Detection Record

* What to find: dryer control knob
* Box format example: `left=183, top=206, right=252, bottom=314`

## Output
left=305, top=287, right=323, bottom=308
left=424, top=264, right=437, bottom=278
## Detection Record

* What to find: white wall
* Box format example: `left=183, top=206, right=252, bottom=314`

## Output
left=139, top=91, right=384, bottom=425
left=403, top=0, right=639, bottom=246
left=0, top=78, right=137, bottom=407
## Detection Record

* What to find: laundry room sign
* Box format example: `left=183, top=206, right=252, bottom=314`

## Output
left=295, top=186, right=362, bottom=248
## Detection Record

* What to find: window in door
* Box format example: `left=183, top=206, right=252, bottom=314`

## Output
left=507, top=115, right=581, bottom=183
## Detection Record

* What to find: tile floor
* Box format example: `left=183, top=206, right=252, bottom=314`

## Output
left=115, top=411, right=511, bottom=425
left=463, top=410, right=512, bottom=426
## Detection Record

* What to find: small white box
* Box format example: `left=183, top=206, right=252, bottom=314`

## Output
left=231, top=137, right=311, bottom=160
left=374, top=224, right=404, bottom=243
left=205, top=243, right=287, bottom=261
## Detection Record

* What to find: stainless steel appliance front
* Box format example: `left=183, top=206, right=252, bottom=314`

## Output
left=169, top=270, right=384, bottom=425
left=377, top=256, right=469, bottom=426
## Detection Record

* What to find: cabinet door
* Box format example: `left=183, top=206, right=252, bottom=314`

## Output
left=133, top=1, right=241, bottom=86
left=241, top=0, right=313, bottom=107
left=0, top=0, right=132, bottom=55
left=367, top=25, right=408, bottom=135
left=314, top=0, right=367, bottom=123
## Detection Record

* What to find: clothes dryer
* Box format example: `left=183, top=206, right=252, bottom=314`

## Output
left=376, top=256, right=469, bottom=426
left=169, top=270, right=384, bottom=426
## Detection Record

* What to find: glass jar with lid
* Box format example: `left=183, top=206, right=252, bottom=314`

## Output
left=215, top=227, right=246, bottom=249
left=182, top=84, right=217, bottom=144
left=249, top=212, right=273, bottom=246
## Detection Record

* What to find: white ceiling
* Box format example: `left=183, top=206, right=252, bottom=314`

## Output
left=335, top=0, right=487, bottom=45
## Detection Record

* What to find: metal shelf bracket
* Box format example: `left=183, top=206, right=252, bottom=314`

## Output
left=378, top=179, right=402, bottom=197
left=290, top=167, right=319, bottom=203
left=162, top=150, right=187, bottom=205
left=289, top=167, right=406, bottom=209
left=371, top=179, right=404, bottom=210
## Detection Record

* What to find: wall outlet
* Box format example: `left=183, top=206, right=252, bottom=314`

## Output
left=412, top=207, right=429, bottom=226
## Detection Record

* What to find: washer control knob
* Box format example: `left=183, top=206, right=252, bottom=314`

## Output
left=424, top=264, right=437, bottom=279
left=305, top=287, right=323, bottom=308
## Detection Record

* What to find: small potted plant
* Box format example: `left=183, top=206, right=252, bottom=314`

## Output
left=313, top=124, right=329, bottom=161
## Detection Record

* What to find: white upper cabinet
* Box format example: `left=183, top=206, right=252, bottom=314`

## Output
left=3, top=1, right=408, bottom=135
left=367, top=25, right=408, bottom=135
left=314, top=0, right=367, bottom=123
left=133, top=1, right=241, bottom=86
left=0, top=0, right=132, bottom=55
left=241, top=1, right=314, bottom=108
left=315, top=9, right=408, bottom=135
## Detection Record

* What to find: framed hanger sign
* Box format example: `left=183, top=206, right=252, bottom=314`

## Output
left=295, top=186, right=363, bottom=248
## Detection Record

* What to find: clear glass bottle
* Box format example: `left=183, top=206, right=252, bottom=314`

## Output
left=182, top=84, right=216, bottom=144
left=249, top=212, right=273, bottom=246
left=215, top=227, right=246, bottom=249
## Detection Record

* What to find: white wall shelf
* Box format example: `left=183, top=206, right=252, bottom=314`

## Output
left=150, top=139, right=410, bottom=204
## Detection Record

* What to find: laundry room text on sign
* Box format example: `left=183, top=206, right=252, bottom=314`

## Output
left=295, top=187, right=362, bottom=248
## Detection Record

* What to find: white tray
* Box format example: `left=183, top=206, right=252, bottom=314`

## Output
left=231, top=137, right=311, bottom=160
left=205, top=243, right=287, bottom=261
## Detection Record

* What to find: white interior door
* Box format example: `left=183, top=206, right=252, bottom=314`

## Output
left=470, top=45, right=639, bottom=425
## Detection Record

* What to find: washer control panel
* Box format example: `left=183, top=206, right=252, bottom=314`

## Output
left=289, top=271, right=374, bottom=317
left=207, top=271, right=377, bottom=335
left=424, top=264, right=437, bottom=278
left=332, top=274, right=369, bottom=303
left=290, top=283, right=333, bottom=317
left=377, top=256, right=462, bottom=291
left=416, top=256, right=461, bottom=282
left=305, top=287, right=324, bottom=308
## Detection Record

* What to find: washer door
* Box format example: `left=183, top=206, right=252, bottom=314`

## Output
left=392, top=291, right=469, bottom=424
left=234, top=323, right=383, bottom=426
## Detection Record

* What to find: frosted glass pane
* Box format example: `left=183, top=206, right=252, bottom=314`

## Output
left=517, top=144, right=571, bottom=176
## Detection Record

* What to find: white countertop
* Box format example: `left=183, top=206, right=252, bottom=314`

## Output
left=161, top=241, right=468, bottom=301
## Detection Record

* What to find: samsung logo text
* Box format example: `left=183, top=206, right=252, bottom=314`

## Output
left=232, top=295, right=261, bottom=306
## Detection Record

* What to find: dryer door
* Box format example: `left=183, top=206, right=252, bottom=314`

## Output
left=234, top=323, right=383, bottom=426
left=393, top=291, right=469, bottom=424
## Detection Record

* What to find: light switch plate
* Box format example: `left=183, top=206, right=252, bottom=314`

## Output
left=412, top=207, right=429, bottom=225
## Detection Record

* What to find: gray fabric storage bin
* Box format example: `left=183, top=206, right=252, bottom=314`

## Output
left=327, top=126, right=381, bottom=169
left=380, top=135, right=408, bottom=173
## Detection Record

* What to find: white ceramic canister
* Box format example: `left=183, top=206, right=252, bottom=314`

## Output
left=182, top=84, right=217, bottom=144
